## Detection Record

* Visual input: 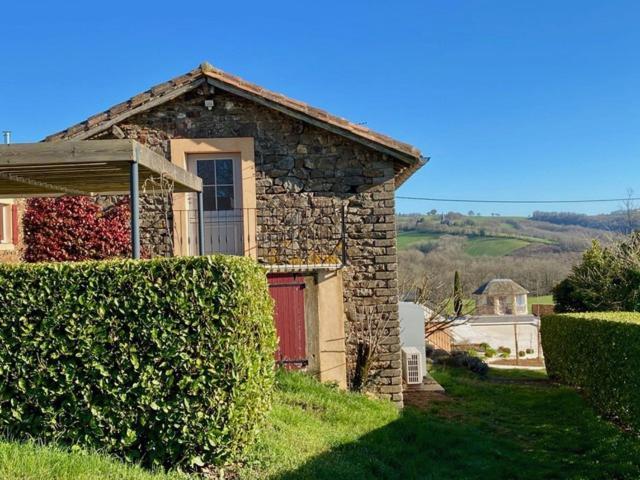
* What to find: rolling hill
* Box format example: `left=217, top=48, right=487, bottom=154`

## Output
left=397, top=212, right=612, bottom=257
left=396, top=212, right=617, bottom=297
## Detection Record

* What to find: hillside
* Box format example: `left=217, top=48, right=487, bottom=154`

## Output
left=396, top=212, right=615, bottom=300
left=531, top=209, right=640, bottom=233
left=397, top=213, right=613, bottom=256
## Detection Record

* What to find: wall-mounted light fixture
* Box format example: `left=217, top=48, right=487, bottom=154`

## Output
left=204, top=99, right=214, bottom=111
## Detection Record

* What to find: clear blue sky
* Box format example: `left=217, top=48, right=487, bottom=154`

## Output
left=1, top=1, right=639, bottom=216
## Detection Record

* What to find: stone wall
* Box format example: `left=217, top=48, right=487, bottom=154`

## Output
left=93, top=86, right=403, bottom=404
left=0, top=247, right=19, bottom=264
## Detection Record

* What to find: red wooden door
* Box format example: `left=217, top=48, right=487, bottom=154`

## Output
left=268, top=274, right=307, bottom=368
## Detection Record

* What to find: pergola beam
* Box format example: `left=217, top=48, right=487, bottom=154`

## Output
left=0, top=171, right=89, bottom=196
left=0, top=140, right=203, bottom=195
left=0, top=139, right=205, bottom=260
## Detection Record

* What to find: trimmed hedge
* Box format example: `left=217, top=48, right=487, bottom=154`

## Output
left=0, top=255, right=276, bottom=470
left=541, top=312, right=640, bottom=432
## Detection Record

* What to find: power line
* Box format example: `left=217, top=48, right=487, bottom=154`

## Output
left=396, top=195, right=640, bottom=205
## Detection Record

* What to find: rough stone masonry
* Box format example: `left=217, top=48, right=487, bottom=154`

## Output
left=91, top=86, right=404, bottom=404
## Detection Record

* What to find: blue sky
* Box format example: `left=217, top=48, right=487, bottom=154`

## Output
left=1, top=0, right=639, bottom=216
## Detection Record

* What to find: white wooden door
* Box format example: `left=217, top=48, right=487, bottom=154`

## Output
left=187, top=153, right=243, bottom=255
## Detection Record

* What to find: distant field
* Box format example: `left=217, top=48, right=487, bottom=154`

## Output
left=463, top=237, right=531, bottom=257
left=398, top=231, right=535, bottom=257
left=397, top=232, right=439, bottom=249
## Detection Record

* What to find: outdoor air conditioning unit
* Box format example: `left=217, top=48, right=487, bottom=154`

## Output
left=401, top=346, right=424, bottom=385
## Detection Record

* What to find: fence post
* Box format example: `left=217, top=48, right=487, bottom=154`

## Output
left=197, top=191, right=205, bottom=256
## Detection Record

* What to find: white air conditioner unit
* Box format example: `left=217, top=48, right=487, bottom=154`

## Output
left=401, top=346, right=424, bottom=385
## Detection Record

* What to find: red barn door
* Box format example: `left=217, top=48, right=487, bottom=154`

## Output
left=268, top=274, right=307, bottom=369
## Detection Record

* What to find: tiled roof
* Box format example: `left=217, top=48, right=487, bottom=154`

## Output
left=473, top=279, right=529, bottom=296
left=44, top=63, right=425, bottom=183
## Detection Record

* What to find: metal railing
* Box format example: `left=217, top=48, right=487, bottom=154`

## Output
left=171, top=207, right=347, bottom=268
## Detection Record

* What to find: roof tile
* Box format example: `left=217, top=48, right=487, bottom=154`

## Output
left=43, top=62, right=425, bottom=182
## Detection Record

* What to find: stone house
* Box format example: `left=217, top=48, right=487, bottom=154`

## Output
left=473, top=278, right=529, bottom=316
left=451, top=279, right=541, bottom=359
left=30, top=62, right=425, bottom=404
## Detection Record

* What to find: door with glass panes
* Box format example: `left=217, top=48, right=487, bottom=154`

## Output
left=187, top=153, right=243, bottom=255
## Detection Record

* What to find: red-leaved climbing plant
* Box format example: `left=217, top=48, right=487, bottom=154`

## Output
left=23, top=196, right=132, bottom=262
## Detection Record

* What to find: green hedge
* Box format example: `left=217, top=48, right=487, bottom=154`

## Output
left=0, top=255, right=276, bottom=470
left=541, top=312, right=640, bottom=432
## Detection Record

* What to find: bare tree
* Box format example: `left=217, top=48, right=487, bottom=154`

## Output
left=622, top=188, right=637, bottom=234
left=347, top=306, right=393, bottom=391
left=398, top=272, right=474, bottom=341
left=141, top=173, right=175, bottom=256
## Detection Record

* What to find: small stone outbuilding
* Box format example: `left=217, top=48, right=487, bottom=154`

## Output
left=473, top=278, right=529, bottom=316
left=454, top=278, right=542, bottom=359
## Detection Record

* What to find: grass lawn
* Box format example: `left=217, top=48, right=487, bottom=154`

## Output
left=0, top=441, right=186, bottom=480
left=239, top=368, right=640, bottom=479
left=4, top=367, right=639, bottom=479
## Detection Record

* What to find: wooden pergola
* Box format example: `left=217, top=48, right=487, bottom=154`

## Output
left=0, top=139, right=204, bottom=259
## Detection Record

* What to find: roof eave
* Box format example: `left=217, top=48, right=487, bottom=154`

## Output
left=43, top=63, right=425, bottom=184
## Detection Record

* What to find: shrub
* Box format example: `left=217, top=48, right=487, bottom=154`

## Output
left=525, top=348, right=534, bottom=355
left=0, top=255, right=276, bottom=470
left=23, top=196, right=132, bottom=262
left=437, top=351, right=489, bottom=376
left=541, top=312, right=640, bottom=433
left=484, top=347, right=497, bottom=358
left=497, top=346, right=511, bottom=355
left=518, top=351, right=526, bottom=357
left=553, top=234, right=640, bottom=312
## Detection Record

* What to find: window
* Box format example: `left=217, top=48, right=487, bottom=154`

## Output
left=0, top=203, right=12, bottom=244
left=0, top=204, right=4, bottom=242
left=197, top=159, right=234, bottom=211
left=516, top=294, right=526, bottom=307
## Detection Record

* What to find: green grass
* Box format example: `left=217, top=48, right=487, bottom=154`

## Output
left=463, top=236, right=531, bottom=256
left=397, top=230, right=541, bottom=256
left=5, top=368, right=640, bottom=479
left=0, top=442, right=187, bottom=480
left=396, top=231, right=439, bottom=249
left=238, top=368, right=640, bottom=479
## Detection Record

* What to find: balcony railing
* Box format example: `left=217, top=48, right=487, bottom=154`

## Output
left=171, top=207, right=347, bottom=268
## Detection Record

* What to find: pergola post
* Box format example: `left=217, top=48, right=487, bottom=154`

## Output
left=130, top=158, right=141, bottom=259
left=197, top=191, right=205, bottom=256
